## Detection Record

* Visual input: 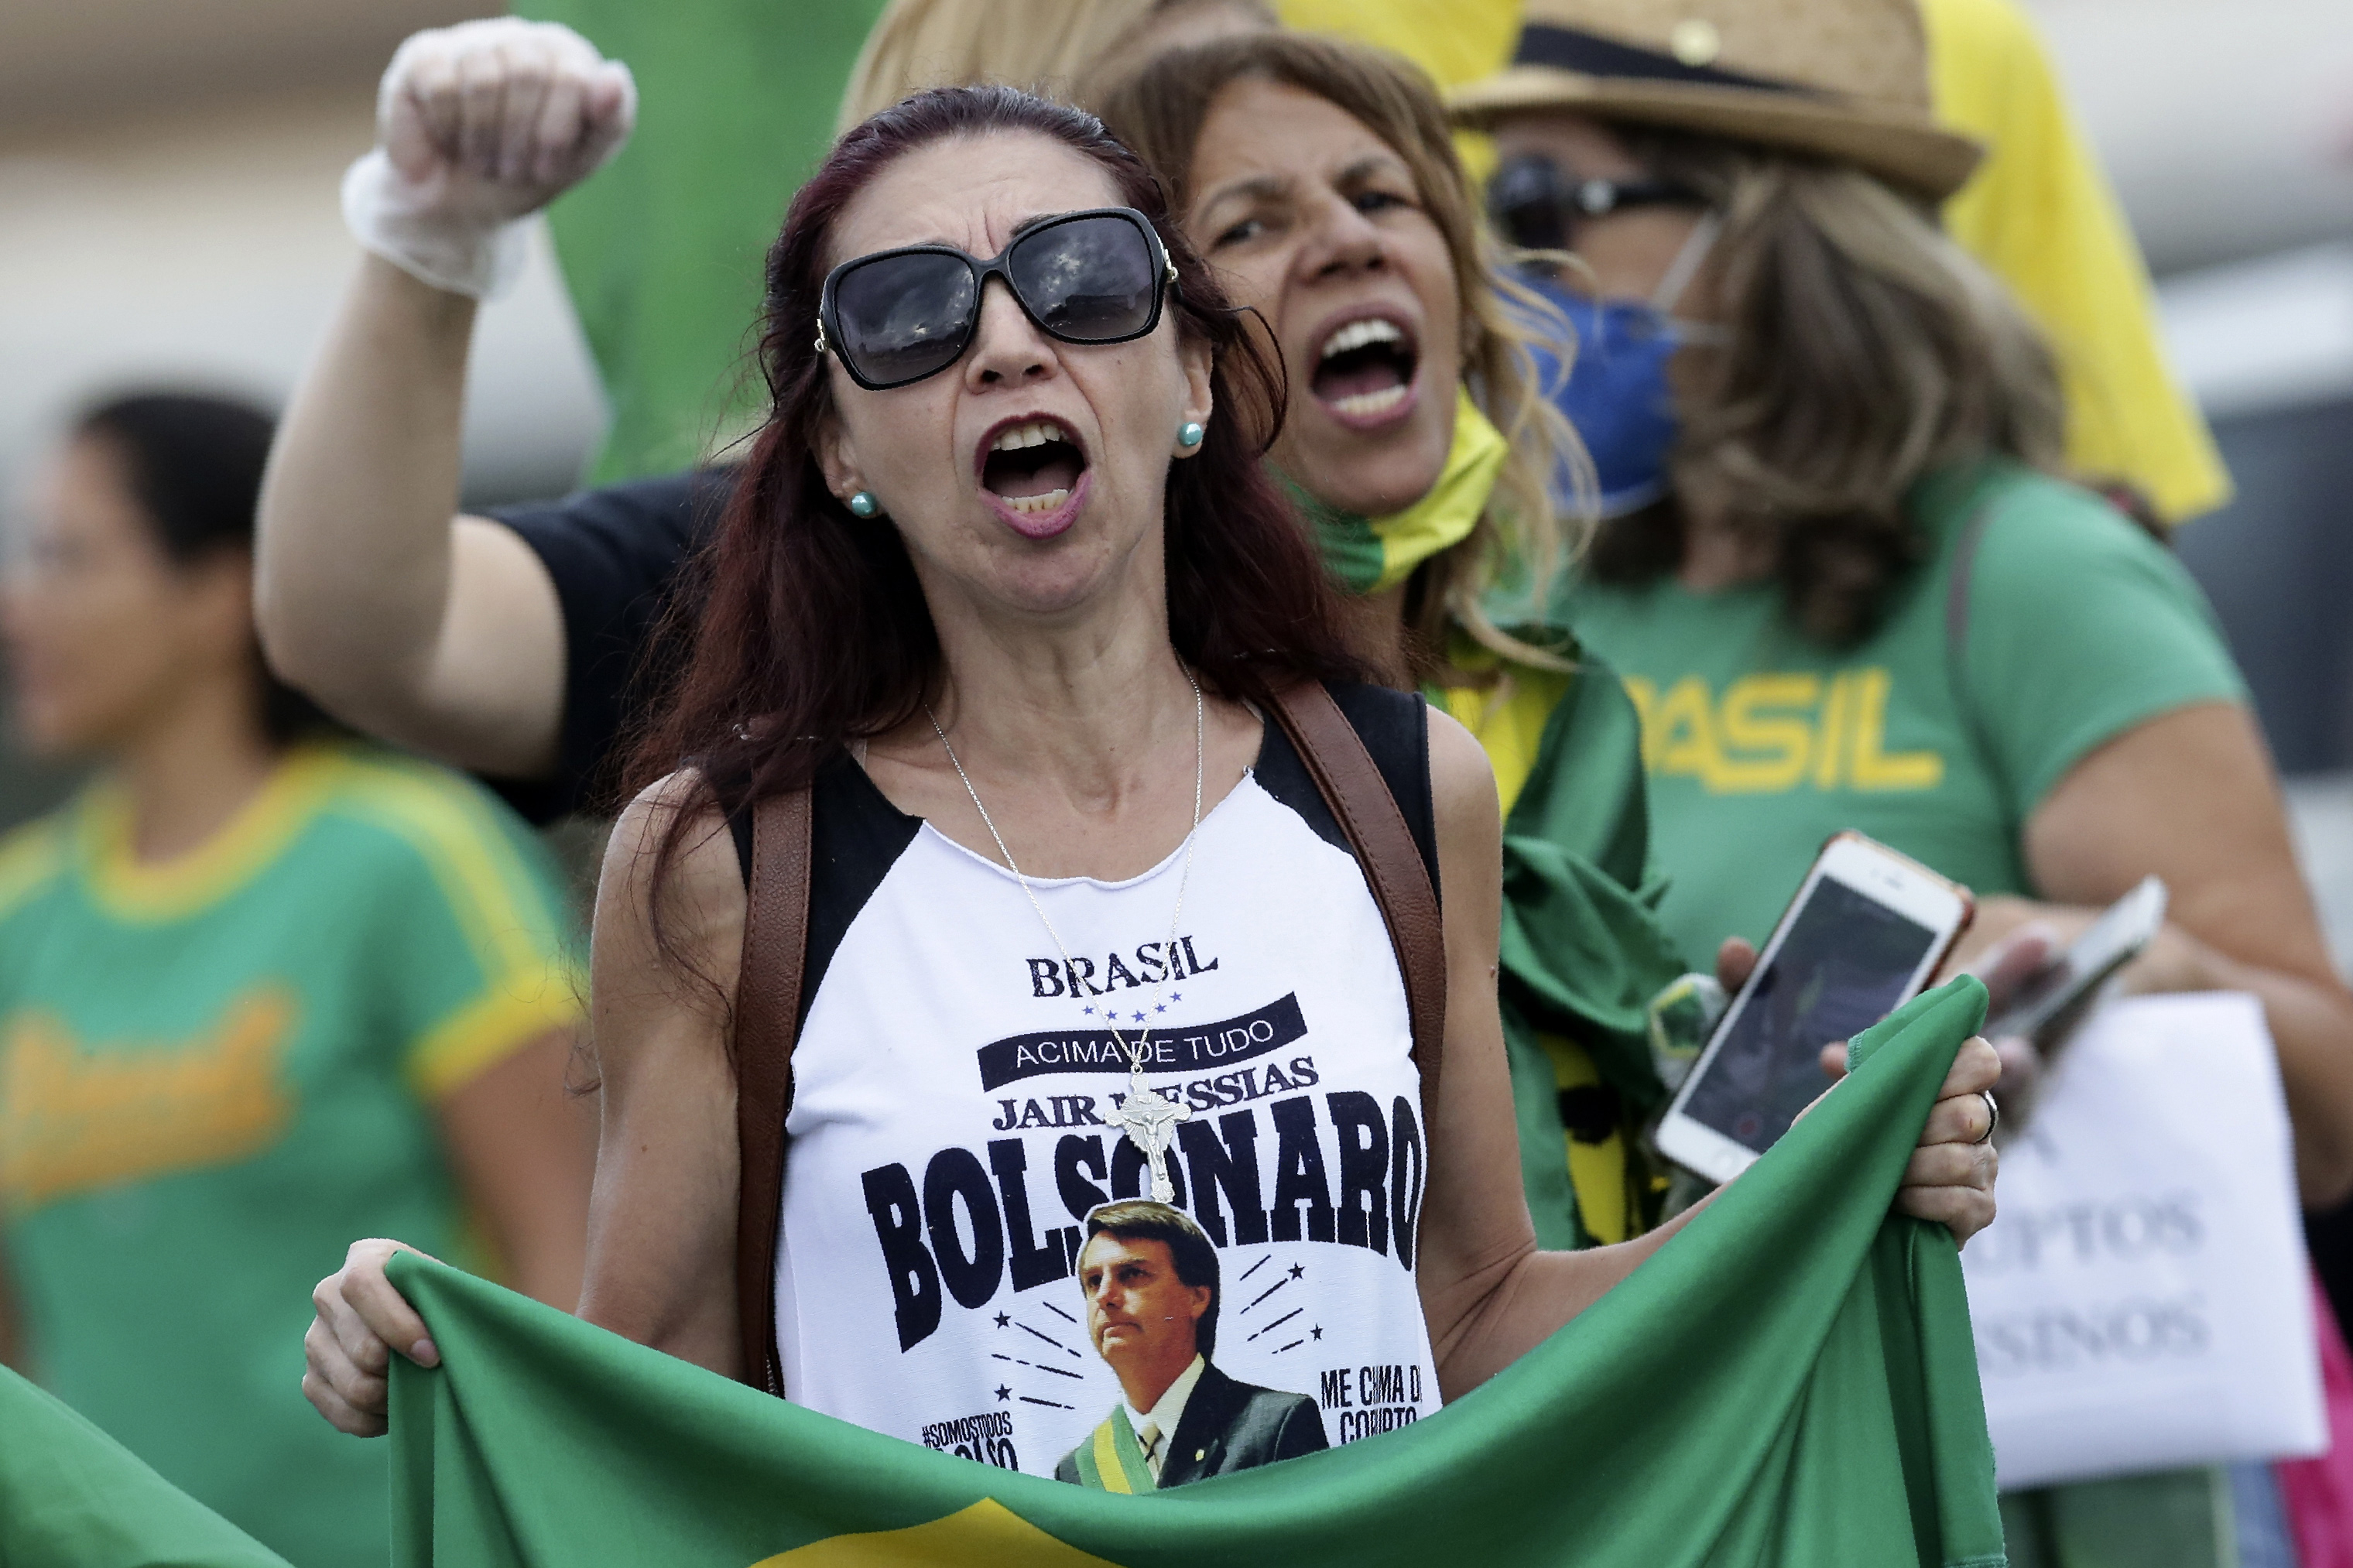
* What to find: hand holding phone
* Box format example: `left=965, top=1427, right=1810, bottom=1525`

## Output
left=1983, top=876, right=2167, bottom=1045
left=1655, top=832, right=1975, bottom=1184
left=1982, top=875, right=2168, bottom=1136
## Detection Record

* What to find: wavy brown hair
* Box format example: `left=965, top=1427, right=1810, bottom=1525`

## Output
left=625, top=86, right=1361, bottom=927
left=1094, top=33, right=1595, bottom=678
left=1584, top=127, right=2068, bottom=643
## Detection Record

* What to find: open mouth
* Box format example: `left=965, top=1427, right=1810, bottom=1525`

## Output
left=1311, top=317, right=1419, bottom=423
left=980, top=418, right=1089, bottom=522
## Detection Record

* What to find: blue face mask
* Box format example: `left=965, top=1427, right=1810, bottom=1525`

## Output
left=1519, top=216, right=1725, bottom=519
left=1522, top=279, right=1683, bottom=518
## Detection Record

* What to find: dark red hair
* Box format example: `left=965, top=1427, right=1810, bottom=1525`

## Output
left=628, top=86, right=1359, bottom=839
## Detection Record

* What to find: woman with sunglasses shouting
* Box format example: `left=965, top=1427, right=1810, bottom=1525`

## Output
left=303, top=84, right=1999, bottom=1487
left=262, top=16, right=1726, bottom=1254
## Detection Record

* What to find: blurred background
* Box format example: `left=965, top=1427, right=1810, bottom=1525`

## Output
left=0, top=0, right=599, bottom=822
left=2, top=0, right=2351, bottom=939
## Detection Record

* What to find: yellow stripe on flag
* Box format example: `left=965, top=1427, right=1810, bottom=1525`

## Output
left=748, top=1499, right=1121, bottom=1566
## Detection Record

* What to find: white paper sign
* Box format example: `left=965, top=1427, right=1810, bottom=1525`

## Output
left=1961, top=992, right=2326, bottom=1490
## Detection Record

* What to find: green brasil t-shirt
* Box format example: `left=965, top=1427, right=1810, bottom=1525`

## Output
left=1561, top=459, right=2248, bottom=968
left=0, top=741, right=580, bottom=1568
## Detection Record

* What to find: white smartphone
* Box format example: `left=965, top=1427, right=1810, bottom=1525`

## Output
left=1985, top=875, right=2167, bottom=1137
left=1655, top=831, right=1975, bottom=1185
left=1983, top=875, right=2167, bottom=1046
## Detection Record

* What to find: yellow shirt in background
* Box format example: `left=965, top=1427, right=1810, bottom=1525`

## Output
left=1276, top=0, right=1518, bottom=92
left=1922, top=0, right=2230, bottom=522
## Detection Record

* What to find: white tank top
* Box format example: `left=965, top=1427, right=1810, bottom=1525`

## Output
left=770, top=689, right=1442, bottom=1484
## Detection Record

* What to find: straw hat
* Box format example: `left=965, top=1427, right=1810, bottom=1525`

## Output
left=1449, top=0, right=1983, bottom=198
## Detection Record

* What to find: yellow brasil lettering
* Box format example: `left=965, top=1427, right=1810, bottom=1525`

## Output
left=0, top=988, right=297, bottom=1213
left=1622, top=669, right=1944, bottom=795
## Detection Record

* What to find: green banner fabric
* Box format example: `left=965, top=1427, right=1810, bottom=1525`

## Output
left=510, top=0, right=888, bottom=484
left=385, top=977, right=2004, bottom=1567
left=0, top=1367, right=295, bottom=1568
left=1495, top=645, right=1691, bottom=1248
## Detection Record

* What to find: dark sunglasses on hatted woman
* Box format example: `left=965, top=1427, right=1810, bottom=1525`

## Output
left=1486, top=152, right=1705, bottom=255
left=816, top=207, right=1180, bottom=392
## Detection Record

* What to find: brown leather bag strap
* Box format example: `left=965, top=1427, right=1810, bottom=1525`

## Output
left=1266, top=682, right=1447, bottom=1102
left=732, top=785, right=813, bottom=1397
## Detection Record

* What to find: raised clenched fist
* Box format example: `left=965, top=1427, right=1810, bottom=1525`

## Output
left=345, top=18, right=635, bottom=297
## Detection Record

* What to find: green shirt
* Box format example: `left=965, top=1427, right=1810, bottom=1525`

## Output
left=1562, top=459, right=2248, bottom=967
left=0, top=741, right=579, bottom=1568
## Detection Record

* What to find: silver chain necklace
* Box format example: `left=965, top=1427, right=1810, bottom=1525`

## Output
left=926, top=673, right=1203, bottom=1203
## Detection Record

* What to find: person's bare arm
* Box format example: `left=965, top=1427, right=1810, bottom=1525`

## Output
left=1955, top=701, right=2353, bottom=1206
left=256, top=20, right=631, bottom=779
left=259, top=257, right=566, bottom=778
left=436, top=1028, right=596, bottom=1309
left=304, top=772, right=742, bottom=1436
left=1411, top=710, right=1998, bottom=1399
left=570, top=775, right=745, bottom=1373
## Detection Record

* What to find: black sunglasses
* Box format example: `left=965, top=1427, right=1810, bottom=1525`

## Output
left=816, top=207, right=1178, bottom=392
left=1486, top=152, right=1706, bottom=254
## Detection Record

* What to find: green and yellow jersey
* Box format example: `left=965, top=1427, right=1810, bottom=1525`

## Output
left=1564, top=460, right=2248, bottom=969
left=0, top=740, right=580, bottom=1568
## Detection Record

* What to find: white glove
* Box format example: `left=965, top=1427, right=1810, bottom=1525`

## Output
left=343, top=18, right=636, bottom=300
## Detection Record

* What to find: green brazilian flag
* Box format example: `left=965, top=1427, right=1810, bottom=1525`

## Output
left=380, top=979, right=2006, bottom=1568
left=1492, top=640, right=1694, bottom=1248
left=0, top=1368, right=294, bottom=1568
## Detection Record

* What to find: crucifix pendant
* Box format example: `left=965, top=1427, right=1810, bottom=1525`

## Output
left=1111, top=1061, right=1190, bottom=1203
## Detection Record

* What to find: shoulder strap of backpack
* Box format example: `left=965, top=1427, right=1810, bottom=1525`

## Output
left=733, top=784, right=813, bottom=1398
left=1266, top=682, right=1447, bottom=1103
left=1943, top=506, right=1995, bottom=673
left=1941, top=481, right=2017, bottom=830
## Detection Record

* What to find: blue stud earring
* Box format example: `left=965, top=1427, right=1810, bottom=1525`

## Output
left=1177, top=420, right=1207, bottom=451
left=847, top=491, right=879, bottom=519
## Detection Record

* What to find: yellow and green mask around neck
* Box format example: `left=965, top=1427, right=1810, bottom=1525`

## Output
left=1280, top=387, right=1507, bottom=596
